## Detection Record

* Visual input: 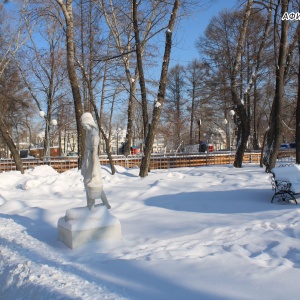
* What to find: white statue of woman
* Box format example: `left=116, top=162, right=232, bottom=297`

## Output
left=80, top=112, right=111, bottom=210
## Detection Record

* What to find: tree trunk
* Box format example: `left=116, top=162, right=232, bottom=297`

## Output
left=74, top=50, right=116, bottom=175
left=0, top=118, right=24, bottom=173
left=99, top=127, right=116, bottom=175
left=132, top=0, right=149, bottom=138
left=230, top=0, right=253, bottom=167
left=232, top=0, right=272, bottom=167
left=296, top=39, right=300, bottom=164
left=139, top=0, right=180, bottom=177
left=264, top=0, right=289, bottom=172
left=260, top=128, right=269, bottom=167
left=252, top=81, right=260, bottom=150
left=234, top=104, right=250, bottom=167
left=56, top=0, right=84, bottom=168
left=124, top=80, right=137, bottom=156
left=88, top=84, right=116, bottom=175
left=99, top=43, right=109, bottom=155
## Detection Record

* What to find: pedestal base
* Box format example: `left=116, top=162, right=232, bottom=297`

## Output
left=58, top=205, right=122, bottom=249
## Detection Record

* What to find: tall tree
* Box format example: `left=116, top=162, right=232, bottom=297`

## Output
left=296, top=37, right=300, bottom=164
left=17, top=13, right=67, bottom=158
left=0, top=65, right=33, bottom=172
left=197, top=1, right=274, bottom=166
left=232, top=0, right=273, bottom=167
left=186, top=59, right=207, bottom=145
left=74, top=1, right=117, bottom=174
left=163, top=64, right=187, bottom=150
left=99, top=0, right=138, bottom=156
left=0, top=0, right=29, bottom=173
left=264, top=0, right=291, bottom=171
left=55, top=0, right=85, bottom=168
left=139, top=0, right=180, bottom=177
left=99, top=0, right=175, bottom=156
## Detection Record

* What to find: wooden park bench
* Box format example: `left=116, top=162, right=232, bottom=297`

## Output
left=271, top=164, right=300, bottom=204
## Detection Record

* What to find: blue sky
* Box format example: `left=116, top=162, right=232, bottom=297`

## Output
left=171, top=0, right=238, bottom=66
left=3, top=0, right=237, bottom=68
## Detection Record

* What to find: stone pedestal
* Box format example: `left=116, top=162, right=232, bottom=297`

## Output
left=58, top=205, right=121, bottom=249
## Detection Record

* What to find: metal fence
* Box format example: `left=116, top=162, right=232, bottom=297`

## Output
left=0, top=150, right=296, bottom=173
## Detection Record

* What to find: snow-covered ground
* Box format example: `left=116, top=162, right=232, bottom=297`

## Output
left=1, top=163, right=300, bottom=299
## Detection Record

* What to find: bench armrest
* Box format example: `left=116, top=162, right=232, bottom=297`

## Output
left=272, top=177, right=292, bottom=191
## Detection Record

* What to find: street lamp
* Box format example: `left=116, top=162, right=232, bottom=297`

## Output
left=197, top=118, right=201, bottom=144
left=39, top=110, right=57, bottom=160
left=223, top=109, right=235, bottom=151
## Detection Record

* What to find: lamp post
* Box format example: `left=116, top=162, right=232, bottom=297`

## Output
left=39, top=110, right=57, bottom=160
left=223, top=109, right=235, bottom=151
left=197, top=118, right=201, bottom=144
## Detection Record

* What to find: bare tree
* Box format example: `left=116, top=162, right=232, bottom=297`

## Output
left=197, top=1, right=274, bottom=166
left=186, top=59, right=208, bottom=145
left=76, top=57, right=118, bottom=174
left=17, top=12, right=68, bottom=158
left=54, top=0, right=85, bottom=167
left=0, top=0, right=30, bottom=173
left=98, top=0, right=175, bottom=156
left=162, top=64, right=188, bottom=150
left=73, top=1, right=117, bottom=174
left=139, top=0, right=180, bottom=177
left=232, top=0, right=273, bottom=167
left=264, top=0, right=294, bottom=171
left=98, top=0, right=138, bottom=156
left=297, top=37, right=300, bottom=164
left=0, top=64, right=33, bottom=172
left=229, top=0, right=253, bottom=167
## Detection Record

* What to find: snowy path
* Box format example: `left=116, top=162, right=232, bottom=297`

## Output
left=0, top=217, right=128, bottom=300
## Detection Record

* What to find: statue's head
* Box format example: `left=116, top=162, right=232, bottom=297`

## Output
left=81, top=112, right=97, bottom=130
